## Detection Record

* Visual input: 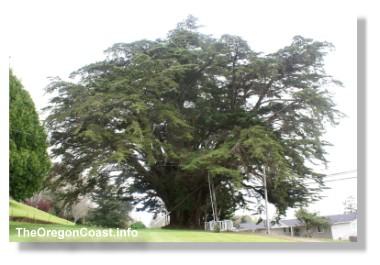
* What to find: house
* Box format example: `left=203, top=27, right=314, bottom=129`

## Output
left=238, top=213, right=357, bottom=240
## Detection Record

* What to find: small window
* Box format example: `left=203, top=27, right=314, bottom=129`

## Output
left=283, top=228, right=287, bottom=233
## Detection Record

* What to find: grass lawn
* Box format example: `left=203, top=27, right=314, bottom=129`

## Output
left=10, top=222, right=292, bottom=242
left=9, top=202, right=347, bottom=243
left=10, top=200, right=74, bottom=225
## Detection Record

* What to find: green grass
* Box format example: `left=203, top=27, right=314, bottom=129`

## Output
left=10, top=222, right=292, bottom=242
left=9, top=200, right=74, bottom=225
left=9, top=201, right=344, bottom=243
left=9, top=201, right=291, bottom=242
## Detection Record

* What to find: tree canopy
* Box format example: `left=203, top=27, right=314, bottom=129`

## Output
left=10, top=70, right=51, bottom=201
left=45, top=16, right=342, bottom=228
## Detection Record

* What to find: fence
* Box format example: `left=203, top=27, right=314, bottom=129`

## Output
left=204, top=220, right=234, bottom=232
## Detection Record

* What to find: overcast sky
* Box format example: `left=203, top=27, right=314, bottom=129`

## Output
left=6, top=0, right=356, bottom=224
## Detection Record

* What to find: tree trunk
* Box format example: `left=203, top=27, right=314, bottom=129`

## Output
left=167, top=208, right=203, bottom=229
left=150, top=169, right=212, bottom=229
left=164, top=189, right=208, bottom=229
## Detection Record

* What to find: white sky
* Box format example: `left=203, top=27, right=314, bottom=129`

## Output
left=6, top=0, right=356, bottom=224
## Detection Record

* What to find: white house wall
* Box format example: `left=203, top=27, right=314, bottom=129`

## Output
left=331, top=220, right=357, bottom=240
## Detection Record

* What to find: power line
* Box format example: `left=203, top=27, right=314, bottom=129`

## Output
left=324, top=170, right=357, bottom=177
left=324, top=176, right=357, bottom=183
left=304, top=176, right=357, bottom=186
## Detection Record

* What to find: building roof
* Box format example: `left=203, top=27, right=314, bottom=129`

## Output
left=238, top=212, right=357, bottom=231
left=238, top=222, right=259, bottom=231
left=324, top=212, right=358, bottom=224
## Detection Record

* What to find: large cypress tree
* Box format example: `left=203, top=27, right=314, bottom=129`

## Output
left=45, top=17, right=342, bottom=228
left=9, top=71, right=51, bottom=201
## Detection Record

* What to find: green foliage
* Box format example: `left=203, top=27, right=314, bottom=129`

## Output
left=241, top=215, right=255, bottom=223
left=87, top=198, right=132, bottom=229
left=130, top=221, right=146, bottom=229
left=295, top=208, right=329, bottom=236
left=87, top=184, right=132, bottom=229
left=9, top=71, right=51, bottom=201
left=45, top=16, right=342, bottom=227
left=213, top=222, right=221, bottom=233
left=232, top=215, right=256, bottom=226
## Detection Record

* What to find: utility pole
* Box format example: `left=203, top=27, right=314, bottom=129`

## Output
left=263, top=166, right=271, bottom=234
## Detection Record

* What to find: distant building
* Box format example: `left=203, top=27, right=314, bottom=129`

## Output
left=238, top=213, right=357, bottom=240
